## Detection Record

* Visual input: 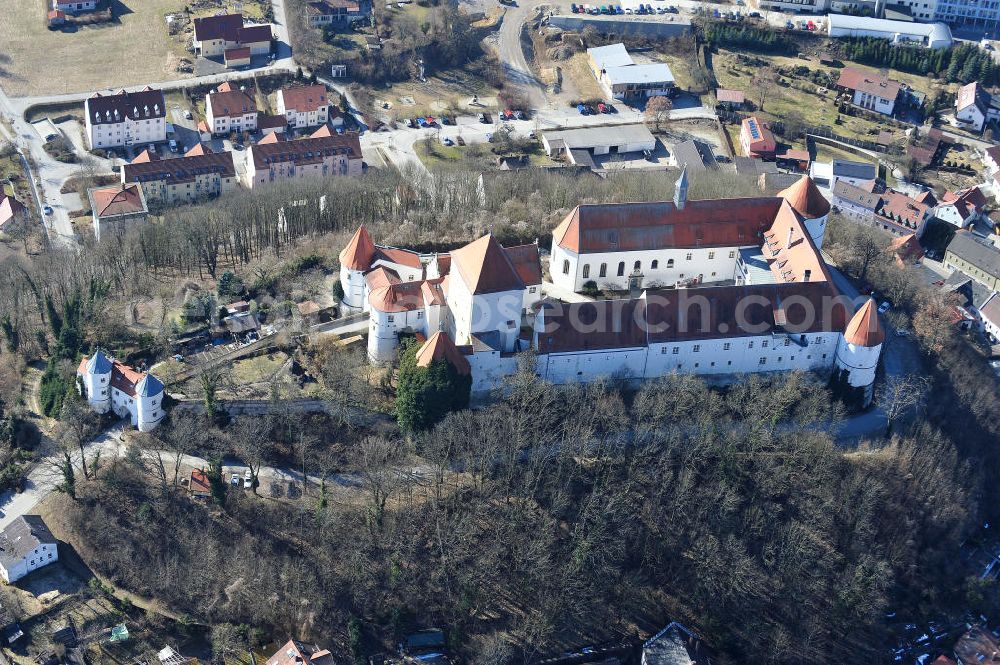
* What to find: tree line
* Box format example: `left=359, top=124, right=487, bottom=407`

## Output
left=841, top=39, right=998, bottom=86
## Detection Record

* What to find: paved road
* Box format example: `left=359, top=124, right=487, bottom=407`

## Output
left=498, top=3, right=549, bottom=110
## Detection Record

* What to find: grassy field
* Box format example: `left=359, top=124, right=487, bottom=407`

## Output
left=713, top=50, right=914, bottom=152
left=0, top=0, right=190, bottom=96
left=231, top=351, right=290, bottom=385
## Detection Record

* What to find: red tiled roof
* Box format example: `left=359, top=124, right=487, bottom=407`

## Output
left=279, top=84, right=328, bottom=113
left=504, top=243, right=542, bottom=286
left=762, top=202, right=830, bottom=284
left=207, top=87, right=256, bottom=118
left=415, top=331, right=471, bottom=375
left=225, top=47, right=252, bottom=61
left=190, top=469, right=211, bottom=495
left=131, top=149, right=159, bottom=163
left=257, top=113, right=288, bottom=130
left=716, top=88, right=744, bottom=104
left=956, top=81, right=980, bottom=112
left=537, top=281, right=847, bottom=352
left=109, top=359, right=145, bottom=397
left=90, top=184, right=145, bottom=218
left=843, top=298, right=884, bottom=347
left=375, top=246, right=422, bottom=269
left=421, top=277, right=447, bottom=306
left=194, top=13, right=271, bottom=44
left=339, top=225, right=376, bottom=270
left=307, top=0, right=360, bottom=14
left=889, top=233, right=924, bottom=263
left=123, top=151, right=236, bottom=184
left=878, top=190, right=928, bottom=229
left=941, top=186, right=987, bottom=220
left=0, top=195, right=27, bottom=229
left=778, top=175, right=829, bottom=219
left=368, top=281, right=424, bottom=313
left=553, top=197, right=779, bottom=254
left=451, top=234, right=525, bottom=295
left=365, top=266, right=401, bottom=290
left=982, top=292, right=1000, bottom=328
left=837, top=66, right=901, bottom=101
left=741, top=117, right=776, bottom=155
left=185, top=143, right=214, bottom=156
left=249, top=133, right=361, bottom=168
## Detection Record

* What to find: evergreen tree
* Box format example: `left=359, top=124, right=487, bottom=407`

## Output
left=395, top=338, right=471, bottom=433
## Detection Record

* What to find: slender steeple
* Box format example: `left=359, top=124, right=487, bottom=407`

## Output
left=674, top=165, right=688, bottom=210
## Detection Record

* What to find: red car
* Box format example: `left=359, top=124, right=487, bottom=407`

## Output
left=806, top=20, right=816, bottom=29
left=597, top=102, right=606, bottom=113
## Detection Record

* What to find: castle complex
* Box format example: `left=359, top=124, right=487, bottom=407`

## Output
left=340, top=174, right=884, bottom=405
left=77, top=350, right=166, bottom=431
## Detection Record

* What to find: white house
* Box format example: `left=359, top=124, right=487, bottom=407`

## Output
left=84, top=87, right=167, bottom=150
left=76, top=350, right=165, bottom=431
left=339, top=175, right=884, bottom=404
left=587, top=43, right=674, bottom=100
left=935, top=186, right=988, bottom=228
left=205, top=82, right=258, bottom=136
left=276, top=84, right=331, bottom=130
left=0, top=516, right=58, bottom=584
left=955, top=82, right=1000, bottom=132
left=984, top=145, right=1000, bottom=175
left=981, top=292, right=1000, bottom=341
left=837, top=67, right=901, bottom=116
left=54, top=0, right=97, bottom=12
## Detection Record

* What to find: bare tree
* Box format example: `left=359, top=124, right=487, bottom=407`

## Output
left=876, top=374, right=931, bottom=437
left=753, top=67, right=777, bottom=113
left=229, top=416, right=268, bottom=495
left=644, top=96, right=673, bottom=132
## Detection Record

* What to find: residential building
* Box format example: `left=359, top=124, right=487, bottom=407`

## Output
left=0, top=516, right=58, bottom=584
left=826, top=14, right=952, bottom=47
left=810, top=158, right=878, bottom=190
left=88, top=183, right=148, bottom=242
left=76, top=350, right=166, bottom=431
left=908, top=127, right=947, bottom=167
left=955, top=82, right=1000, bottom=132
left=541, top=124, right=656, bottom=159
left=642, top=623, right=711, bottom=665
left=837, top=67, right=901, bottom=115
left=671, top=139, right=716, bottom=172
left=276, top=84, right=330, bottom=129
left=84, top=87, right=167, bottom=150
left=343, top=175, right=885, bottom=405
left=889, top=233, right=925, bottom=266
left=205, top=82, right=258, bottom=135
left=266, top=639, right=335, bottom=665
left=945, top=231, right=1000, bottom=291
left=954, top=626, right=1000, bottom=665
left=715, top=88, right=745, bottom=110
left=832, top=180, right=931, bottom=236
left=739, top=117, right=777, bottom=159
left=587, top=43, right=674, bottom=100
left=0, top=194, right=28, bottom=231
left=980, top=291, right=1000, bottom=341
left=192, top=13, right=272, bottom=58
left=224, top=47, right=252, bottom=68
left=244, top=130, right=363, bottom=188
left=121, top=147, right=238, bottom=206
left=936, top=185, right=988, bottom=228
left=306, top=0, right=365, bottom=25
left=54, top=0, right=97, bottom=13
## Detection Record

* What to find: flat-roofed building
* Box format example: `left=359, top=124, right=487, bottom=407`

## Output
left=542, top=124, right=656, bottom=157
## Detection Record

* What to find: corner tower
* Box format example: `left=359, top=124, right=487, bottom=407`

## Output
left=778, top=176, right=831, bottom=250
left=834, top=298, right=884, bottom=408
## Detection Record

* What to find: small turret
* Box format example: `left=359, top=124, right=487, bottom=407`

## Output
left=78, top=350, right=113, bottom=413
left=674, top=165, right=688, bottom=211
left=834, top=298, right=884, bottom=407
left=339, top=225, right=377, bottom=311
left=778, top=176, right=831, bottom=249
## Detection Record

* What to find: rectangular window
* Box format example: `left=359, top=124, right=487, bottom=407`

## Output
left=762, top=340, right=769, bottom=348
left=723, top=343, right=730, bottom=350
left=759, top=357, right=766, bottom=365
left=686, top=253, right=693, bottom=260
left=387, top=315, right=394, bottom=322
left=784, top=339, right=790, bottom=346
left=529, top=287, right=537, bottom=293
left=693, top=345, right=700, bottom=352
left=729, top=250, right=736, bottom=258
left=708, top=252, right=715, bottom=259
left=672, top=347, right=679, bottom=354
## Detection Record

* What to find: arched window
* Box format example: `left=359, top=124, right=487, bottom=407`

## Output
left=582, top=264, right=590, bottom=278
left=667, top=258, right=675, bottom=268
left=599, top=263, right=607, bottom=277
left=633, top=260, right=641, bottom=270
left=651, top=260, right=659, bottom=269
left=562, top=260, right=570, bottom=274
left=617, top=262, right=625, bottom=277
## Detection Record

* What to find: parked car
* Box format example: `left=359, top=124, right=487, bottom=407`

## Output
left=597, top=102, right=606, bottom=113
left=806, top=19, right=816, bottom=29
left=184, top=110, right=193, bottom=120
left=486, top=132, right=494, bottom=142
left=243, top=469, right=252, bottom=489
left=478, top=113, right=487, bottom=123
left=514, top=110, right=525, bottom=119
left=895, top=328, right=910, bottom=337
left=528, top=130, right=536, bottom=138
left=230, top=473, right=240, bottom=487
left=168, top=138, right=178, bottom=152
left=625, top=7, right=632, bottom=12
left=878, top=301, right=892, bottom=314
left=577, top=103, right=588, bottom=114
left=749, top=10, right=761, bottom=16
left=785, top=19, right=794, bottom=28
left=442, top=137, right=454, bottom=146
left=605, top=103, right=617, bottom=113
left=405, top=118, right=413, bottom=127
left=43, top=205, right=53, bottom=215
left=571, top=3, right=578, bottom=10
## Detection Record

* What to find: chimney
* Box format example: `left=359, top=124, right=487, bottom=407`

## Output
left=803, top=269, right=811, bottom=282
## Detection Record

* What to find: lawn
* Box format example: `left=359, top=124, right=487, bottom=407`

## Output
left=230, top=352, right=290, bottom=385
left=713, top=50, right=927, bottom=151
left=0, top=0, right=190, bottom=97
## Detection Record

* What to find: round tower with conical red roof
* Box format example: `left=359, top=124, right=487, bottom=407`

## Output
left=778, top=176, right=831, bottom=250
left=339, top=225, right=377, bottom=311
left=834, top=298, right=884, bottom=407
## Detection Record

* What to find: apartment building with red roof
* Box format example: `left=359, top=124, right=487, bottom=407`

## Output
left=739, top=117, right=776, bottom=159
left=192, top=13, right=272, bottom=59
left=87, top=183, right=148, bottom=242
left=205, top=82, right=258, bottom=135
left=244, top=132, right=362, bottom=188
left=121, top=148, right=237, bottom=206
left=276, top=84, right=331, bottom=129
